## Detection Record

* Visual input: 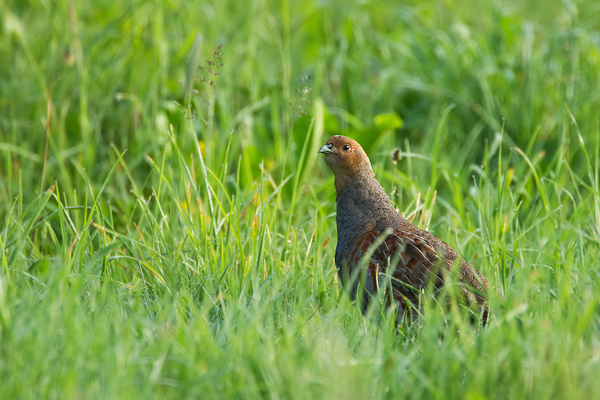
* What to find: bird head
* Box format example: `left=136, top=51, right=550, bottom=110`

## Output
left=318, top=135, right=373, bottom=191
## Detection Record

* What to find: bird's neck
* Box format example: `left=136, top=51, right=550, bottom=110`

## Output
left=335, top=175, right=402, bottom=248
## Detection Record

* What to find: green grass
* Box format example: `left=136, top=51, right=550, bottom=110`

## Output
left=1, top=0, right=600, bottom=398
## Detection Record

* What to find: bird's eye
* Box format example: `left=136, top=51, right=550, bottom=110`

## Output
left=342, top=144, right=350, bottom=151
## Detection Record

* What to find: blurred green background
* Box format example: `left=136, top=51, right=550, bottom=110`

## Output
left=1, top=0, right=600, bottom=398
left=3, top=0, right=599, bottom=198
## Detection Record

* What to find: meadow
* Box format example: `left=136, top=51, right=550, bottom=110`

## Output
left=1, top=0, right=600, bottom=398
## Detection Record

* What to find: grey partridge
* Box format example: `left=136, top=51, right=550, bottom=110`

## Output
left=319, top=135, right=489, bottom=324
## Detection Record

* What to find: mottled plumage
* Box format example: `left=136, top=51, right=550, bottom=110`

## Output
left=319, top=135, right=488, bottom=324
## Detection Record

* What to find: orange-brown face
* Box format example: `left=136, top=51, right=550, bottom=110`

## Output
left=318, top=135, right=371, bottom=178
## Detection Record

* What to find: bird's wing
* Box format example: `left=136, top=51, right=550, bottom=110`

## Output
left=340, top=228, right=440, bottom=310
left=342, top=227, right=489, bottom=320
left=370, top=230, right=444, bottom=297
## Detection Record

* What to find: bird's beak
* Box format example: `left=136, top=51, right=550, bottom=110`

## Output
left=318, top=144, right=334, bottom=154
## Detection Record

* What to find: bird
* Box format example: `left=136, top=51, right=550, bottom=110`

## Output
left=318, top=135, right=489, bottom=324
